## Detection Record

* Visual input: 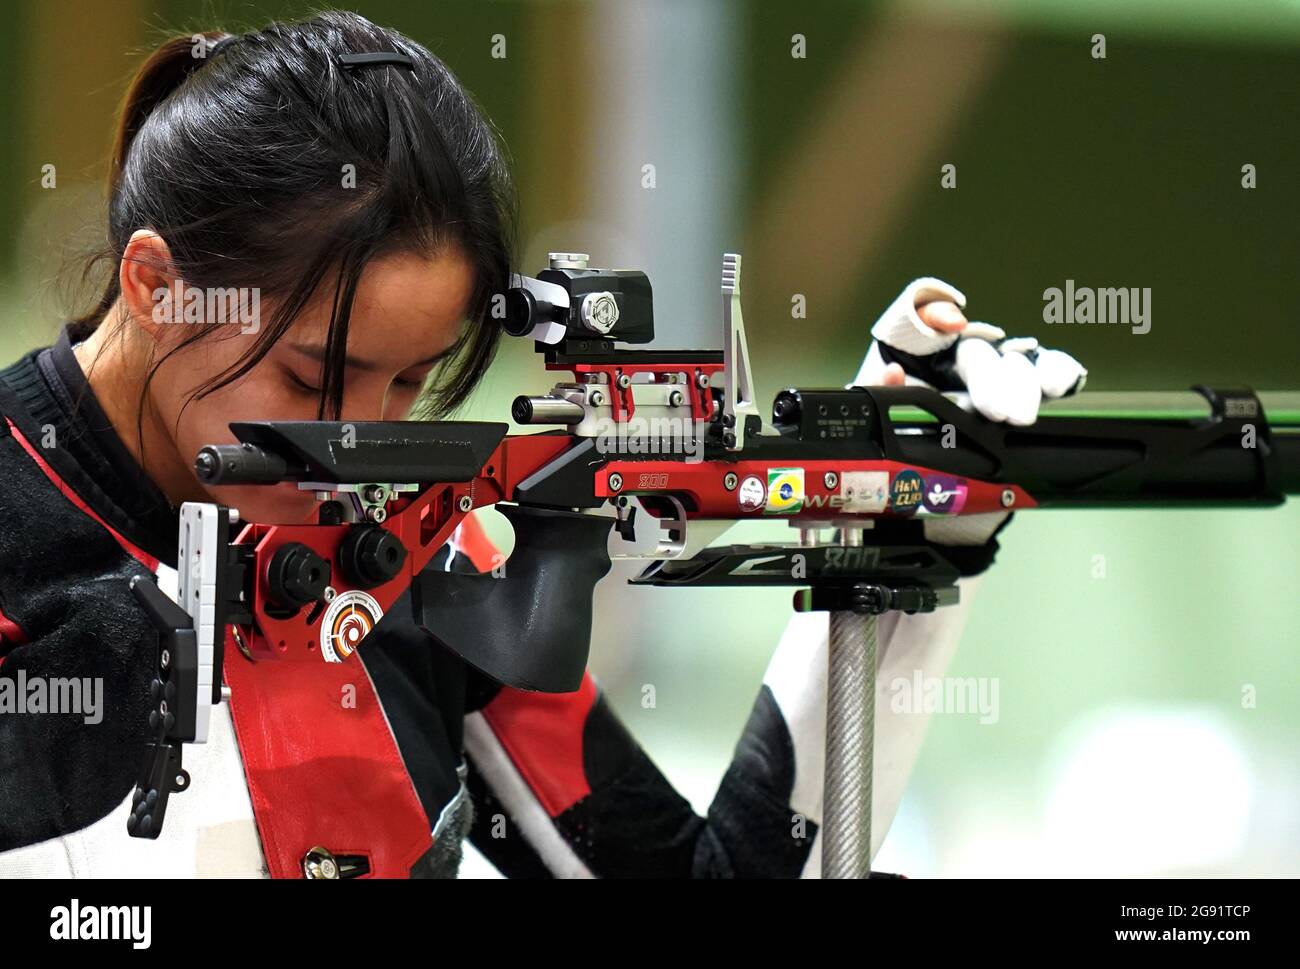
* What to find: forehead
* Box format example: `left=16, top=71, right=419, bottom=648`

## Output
left=295, top=246, right=476, bottom=359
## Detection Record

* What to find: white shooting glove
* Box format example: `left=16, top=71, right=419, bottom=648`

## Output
left=850, top=277, right=1088, bottom=547
left=851, top=277, right=1087, bottom=427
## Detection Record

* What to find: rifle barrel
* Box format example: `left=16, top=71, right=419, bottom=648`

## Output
left=889, top=391, right=1300, bottom=426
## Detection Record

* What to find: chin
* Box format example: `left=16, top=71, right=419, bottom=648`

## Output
left=206, top=482, right=320, bottom=525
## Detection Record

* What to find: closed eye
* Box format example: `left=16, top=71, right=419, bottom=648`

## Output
left=394, top=354, right=453, bottom=391
left=288, top=371, right=322, bottom=396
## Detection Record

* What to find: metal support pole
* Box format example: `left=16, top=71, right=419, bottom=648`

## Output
left=822, top=608, right=877, bottom=878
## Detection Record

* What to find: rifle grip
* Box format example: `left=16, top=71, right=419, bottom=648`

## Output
left=413, top=505, right=613, bottom=693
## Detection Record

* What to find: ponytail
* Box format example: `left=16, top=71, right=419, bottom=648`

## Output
left=70, top=31, right=232, bottom=339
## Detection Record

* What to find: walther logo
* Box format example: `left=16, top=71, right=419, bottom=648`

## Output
left=49, top=899, right=151, bottom=949
left=805, top=493, right=847, bottom=509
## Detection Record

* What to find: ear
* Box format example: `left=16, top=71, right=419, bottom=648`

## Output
left=118, top=229, right=181, bottom=338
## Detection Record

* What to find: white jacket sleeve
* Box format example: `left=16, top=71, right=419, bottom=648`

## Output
left=762, top=567, right=985, bottom=877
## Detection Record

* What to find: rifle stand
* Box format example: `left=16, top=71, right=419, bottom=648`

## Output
left=633, top=520, right=960, bottom=877
left=824, top=606, right=877, bottom=878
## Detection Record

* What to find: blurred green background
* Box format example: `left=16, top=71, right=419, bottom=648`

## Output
left=1, top=0, right=1296, bottom=876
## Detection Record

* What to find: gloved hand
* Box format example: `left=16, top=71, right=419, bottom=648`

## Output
left=851, top=277, right=1087, bottom=426
left=850, top=278, right=1088, bottom=547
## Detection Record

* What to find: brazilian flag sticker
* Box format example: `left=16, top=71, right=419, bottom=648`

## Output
left=765, top=467, right=805, bottom=514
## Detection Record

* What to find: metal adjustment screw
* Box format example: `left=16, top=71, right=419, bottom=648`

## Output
left=590, top=390, right=605, bottom=406
left=302, top=846, right=340, bottom=880
left=366, top=505, right=387, bottom=524
left=458, top=495, right=474, bottom=512
left=323, top=586, right=337, bottom=603
left=615, top=373, right=632, bottom=390
left=723, top=431, right=736, bottom=448
left=160, top=649, right=170, bottom=670
left=1001, top=489, right=1016, bottom=508
left=548, top=252, right=590, bottom=270
left=849, top=583, right=889, bottom=616
left=363, top=484, right=388, bottom=503
left=608, top=473, right=624, bottom=492
left=824, top=471, right=839, bottom=489
left=580, top=292, right=620, bottom=335
left=722, top=413, right=736, bottom=428
left=695, top=372, right=711, bottom=389
left=668, top=390, right=684, bottom=408
left=723, top=472, right=738, bottom=491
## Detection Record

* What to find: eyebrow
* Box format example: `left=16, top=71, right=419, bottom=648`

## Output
left=289, top=342, right=452, bottom=373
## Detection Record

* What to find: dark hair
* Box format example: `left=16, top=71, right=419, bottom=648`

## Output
left=73, top=11, right=518, bottom=422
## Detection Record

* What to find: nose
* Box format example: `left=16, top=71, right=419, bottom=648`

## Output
left=341, top=381, right=409, bottom=423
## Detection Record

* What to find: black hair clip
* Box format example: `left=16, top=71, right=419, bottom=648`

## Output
left=337, top=52, right=415, bottom=72
left=207, top=35, right=239, bottom=60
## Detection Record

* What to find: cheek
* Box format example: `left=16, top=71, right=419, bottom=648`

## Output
left=163, top=369, right=322, bottom=524
left=172, top=373, right=314, bottom=464
left=386, top=385, right=425, bottom=419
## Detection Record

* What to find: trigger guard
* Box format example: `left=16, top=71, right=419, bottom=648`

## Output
left=610, top=495, right=688, bottom=561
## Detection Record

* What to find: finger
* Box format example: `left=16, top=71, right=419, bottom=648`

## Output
left=1035, top=348, right=1088, bottom=398
left=916, top=300, right=967, bottom=334
left=956, top=339, right=1042, bottom=424
left=999, top=350, right=1042, bottom=426
left=999, top=336, right=1039, bottom=356
left=962, top=321, right=1007, bottom=343
left=881, top=362, right=906, bottom=387
left=955, top=338, right=1008, bottom=422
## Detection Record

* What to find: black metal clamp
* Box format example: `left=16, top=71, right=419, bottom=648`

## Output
left=126, top=574, right=197, bottom=839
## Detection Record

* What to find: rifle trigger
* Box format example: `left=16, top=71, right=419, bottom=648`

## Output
left=615, top=502, right=637, bottom=541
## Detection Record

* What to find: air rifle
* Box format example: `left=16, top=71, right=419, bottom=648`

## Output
left=128, top=252, right=1300, bottom=877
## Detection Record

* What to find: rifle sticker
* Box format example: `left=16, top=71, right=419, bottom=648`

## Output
left=921, top=475, right=968, bottom=515
left=889, top=469, right=923, bottom=516
left=840, top=471, right=889, bottom=513
left=765, top=468, right=805, bottom=514
left=321, top=590, right=383, bottom=663
left=738, top=475, right=766, bottom=512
